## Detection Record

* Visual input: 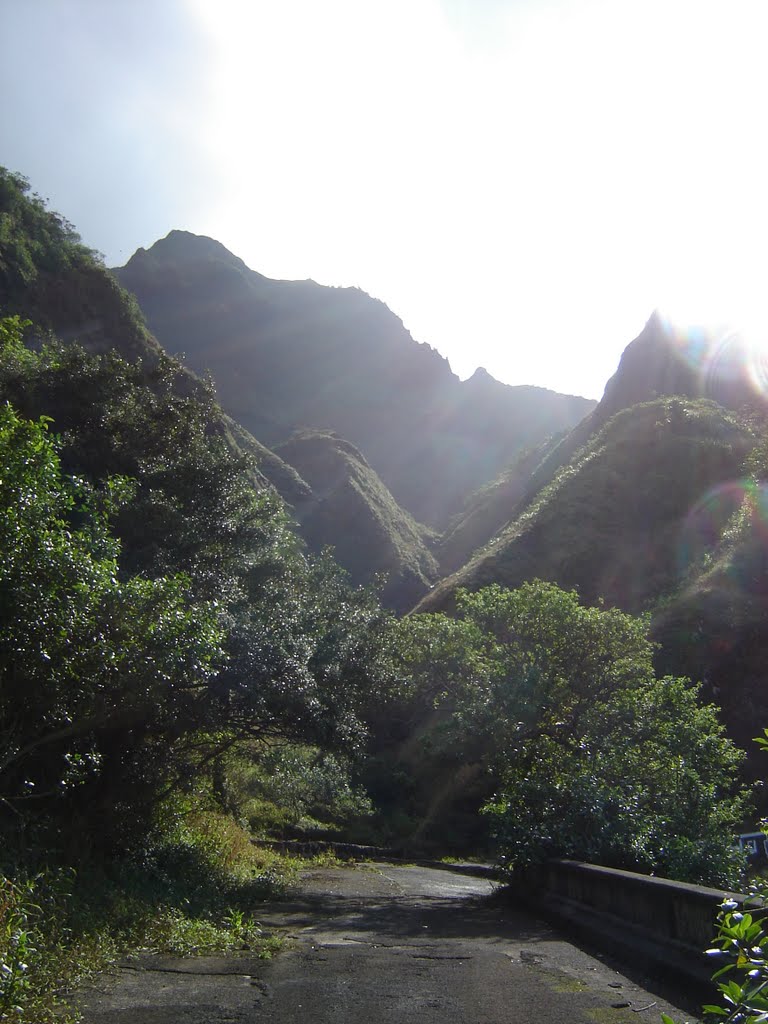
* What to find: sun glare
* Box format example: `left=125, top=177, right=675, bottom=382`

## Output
left=657, top=284, right=768, bottom=401
left=176, top=0, right=768, bottom=401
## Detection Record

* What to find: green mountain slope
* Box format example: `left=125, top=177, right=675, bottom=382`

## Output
left=436, top=436, right=561, bottom=575
left=418, top=398, right=756, bottom=614
left=0, top=168, right=160, bottom=363
left=114, top=231, right=595, bottom=528
left=651, top=437, right=768, bottom=760
left=276, top=430, right=439, bottom=611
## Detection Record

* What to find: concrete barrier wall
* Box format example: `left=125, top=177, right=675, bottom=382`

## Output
left=511, top=859, right=744, bottom=988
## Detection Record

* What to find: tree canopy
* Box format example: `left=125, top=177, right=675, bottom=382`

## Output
left=395, top=580, right=749, bottom=886
left=0, top=315, right=397, bottom=846
left=0, top=395, right=224, bottom=822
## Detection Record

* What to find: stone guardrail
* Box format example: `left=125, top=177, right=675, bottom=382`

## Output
left=509, top=859, right=745, bottom=992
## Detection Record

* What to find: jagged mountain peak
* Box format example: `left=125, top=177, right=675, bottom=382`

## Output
left=600, top=308, right=762, bottom=415
left=115, top=237, right=595, bottom=527
left=137, top=227, right=264, bottom=272
left=467, top=365, right=492, bottom=382
left=127, top=229, right=256, bottom=272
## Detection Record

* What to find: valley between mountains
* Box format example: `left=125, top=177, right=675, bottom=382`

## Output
left=112, top=229, right=768, bottom=769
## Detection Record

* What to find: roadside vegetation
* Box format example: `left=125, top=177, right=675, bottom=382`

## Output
left=662, top=733, right=768, bottom=1024
left=0, top=803, right=291, bottom=1023
left=0, top=313, right=397, bottom=1021
left=393, top=581, right=749, bottom=886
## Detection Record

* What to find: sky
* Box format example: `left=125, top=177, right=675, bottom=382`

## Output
left=3, top=0, right=768, bottom=400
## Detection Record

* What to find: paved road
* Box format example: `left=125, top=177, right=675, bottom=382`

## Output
left=76, top=863, right=700, bottom=1023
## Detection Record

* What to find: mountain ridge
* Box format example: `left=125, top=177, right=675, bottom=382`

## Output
left=114, top=231, right=596, bottom=528
left=7, top=163, right=768, bottom=771
left=0, top=171, right=446, bottom=608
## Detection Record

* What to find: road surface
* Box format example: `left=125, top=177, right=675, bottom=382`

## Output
left=75, top=863, right=699, bottom=1023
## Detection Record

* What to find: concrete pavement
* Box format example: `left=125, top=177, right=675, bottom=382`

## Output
left=74, top=863, right=701, bottom=1023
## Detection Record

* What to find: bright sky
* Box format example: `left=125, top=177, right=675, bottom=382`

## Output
left=3, top=0, right=768, bottom=400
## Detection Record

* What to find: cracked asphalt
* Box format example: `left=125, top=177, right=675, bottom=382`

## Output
left=74, top=863, right=700, bottom=1023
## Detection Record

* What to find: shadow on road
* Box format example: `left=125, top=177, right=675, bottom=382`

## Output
left=75, top=864, right=702, bottom=1023
left=259, top=890, right=552, bottom=944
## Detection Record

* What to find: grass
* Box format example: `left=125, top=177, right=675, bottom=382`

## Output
left=0, top=805, right=316, bottom=1024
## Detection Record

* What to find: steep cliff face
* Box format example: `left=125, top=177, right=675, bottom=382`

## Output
left=114, top=231, right=595, bottom=527
left=275, top=430, right=439, bottom=612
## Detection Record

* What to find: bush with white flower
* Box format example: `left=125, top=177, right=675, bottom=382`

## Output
left=0, top=877, right=34, bottom=1019
left=672, top=887, right=768, bottom=1023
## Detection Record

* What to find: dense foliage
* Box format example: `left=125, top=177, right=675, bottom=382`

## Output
left=663, top=732, right=768, bottom=1024
left=0, top=395, right=223, bottom=824
left=396, top=581, right=749, bottom=886
left=0, top=803, right=294, bottom=1023
left=0, top=315, right=397, bottom=850
left=0, top=170, right=98, bottom=288
left=0, top=306, right=401, bottom=1020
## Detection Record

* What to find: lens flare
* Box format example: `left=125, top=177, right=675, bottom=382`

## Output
left=677, top=481, right=747, bottom=578
left=657, top=303, right=768, bottom=402
left=745, top=330, right=768, bottom=397
left=678, top=479, right=768, bottom=594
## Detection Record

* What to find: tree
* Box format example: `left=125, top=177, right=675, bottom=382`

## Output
left=396, top=581, right=749, bottom=885
left=0, top=168, right=98, bottom=291
left=0, top=323, right=291, bottom=605
left=483, top=674, right=746, bottom=885
left=214, top=550, right=399, bottom=756
left=0, top=317, right=400, bottom=838
left=0, top=398, right=224, bottom=833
